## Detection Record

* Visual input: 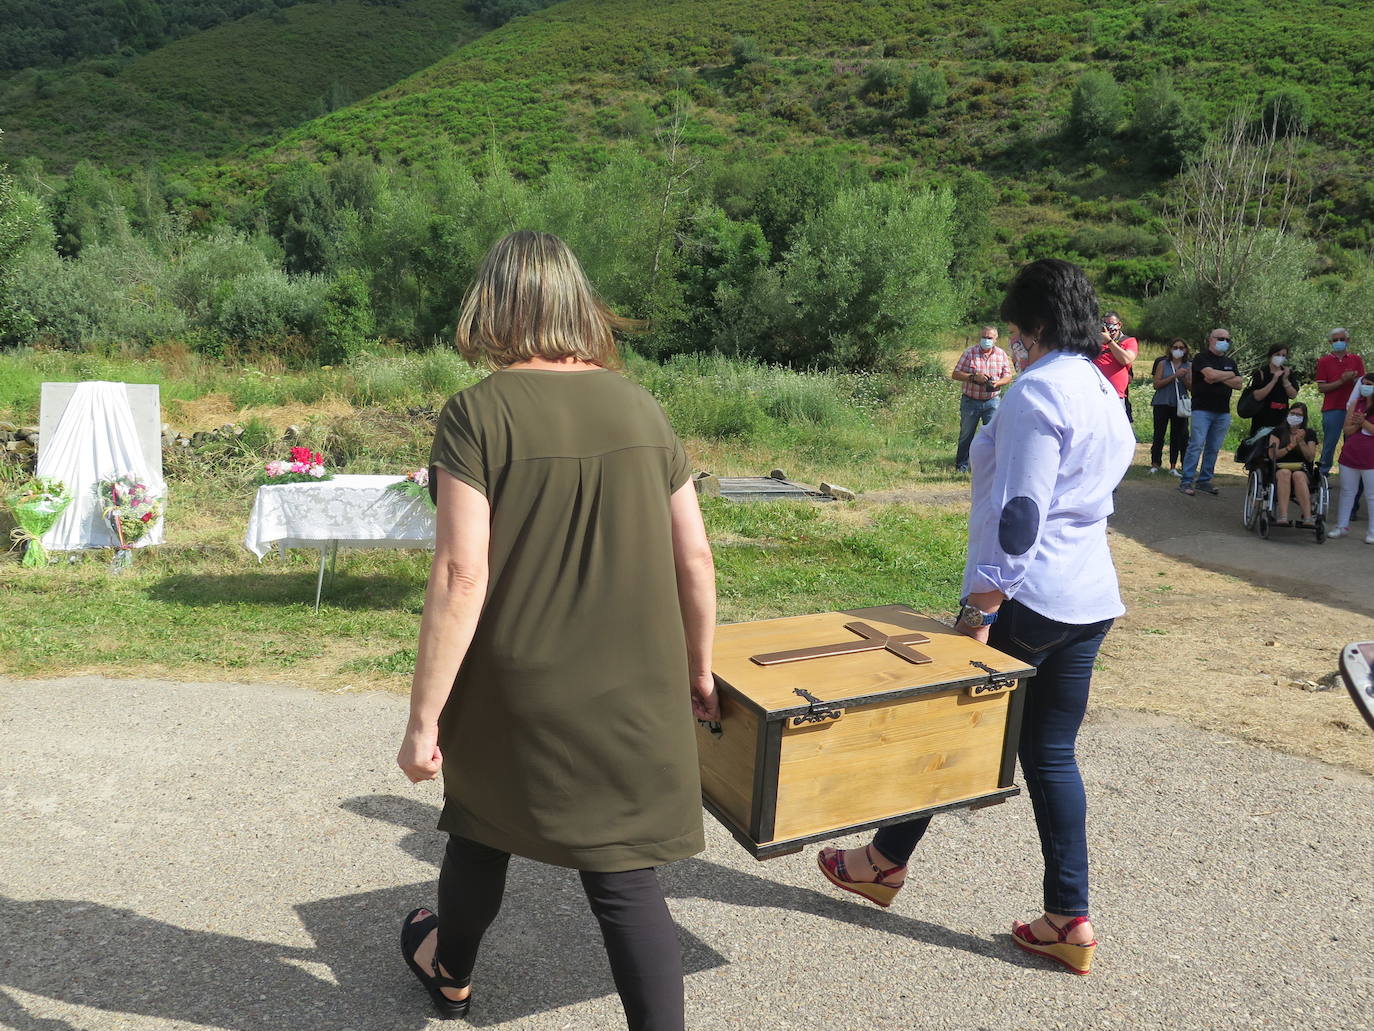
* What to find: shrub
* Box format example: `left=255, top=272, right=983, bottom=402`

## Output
left=861, top=61, right=907, bottom=102
left=316, top=269, right=375, bottom=364
left=729, top=35, right=762, bottom=68
left=907, top=66, right=947, bottom=117
left=210, top=270, right=327, bottom=348
left=1260, top=88, right=1313, bottom=138
left=1067, top=70, right=1124, bottom=144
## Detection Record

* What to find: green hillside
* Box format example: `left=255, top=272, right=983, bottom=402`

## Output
left=248, top=0, right=1373, bottom=177
left=0, top=0, right=487, bottom=170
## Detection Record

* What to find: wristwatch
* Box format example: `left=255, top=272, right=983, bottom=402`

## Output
left=957, top=601, right=999, bottom=628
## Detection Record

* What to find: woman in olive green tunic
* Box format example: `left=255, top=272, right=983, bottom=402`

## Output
left=396, top=231, right=718, bottom=1031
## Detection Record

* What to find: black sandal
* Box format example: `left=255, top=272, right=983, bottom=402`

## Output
left=401, top=908, right=472, bottom=1019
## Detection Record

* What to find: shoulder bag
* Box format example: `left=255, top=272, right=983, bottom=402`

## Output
left=1174, top=365, right=1192, bottom=418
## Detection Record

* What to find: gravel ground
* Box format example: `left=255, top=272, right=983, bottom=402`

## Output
left=2, top=676, right=1371, bottom=1031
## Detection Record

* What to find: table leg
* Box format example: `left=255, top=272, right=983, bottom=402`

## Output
left=314, top=546, right=328, bottom=614
left=326, top=540, right=339, bottom=590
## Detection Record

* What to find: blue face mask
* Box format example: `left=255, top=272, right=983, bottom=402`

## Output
left=1361, top=383, right=1374, bottom=398
left=1214, top=340, right=1230, bottom=353
left=1333, top=340, right=1349, bottom=352
left=979, top=337, right=995, bottom=350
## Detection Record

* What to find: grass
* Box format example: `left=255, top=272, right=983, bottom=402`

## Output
left=0, top=345, right=974, bottom=685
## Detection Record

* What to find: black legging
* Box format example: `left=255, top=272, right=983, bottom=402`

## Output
left=435, top=835, right=685, bottom=1031
left=1151, top=404, right=1189, bottom=468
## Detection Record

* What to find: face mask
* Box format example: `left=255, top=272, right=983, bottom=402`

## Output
left=1361, top=383, right=1374, bottom=398
left=1271, top=355, right=1286, bottom=367
left=1171, top=349, right=1185, bottom=359
left=979, top=337, right=995, bottom=350
left=1214, top=340, right=1230, bottom=353
left=1333, top=340, right=1349, bottom=351
left=1286, top=414, right=1303, bottom=427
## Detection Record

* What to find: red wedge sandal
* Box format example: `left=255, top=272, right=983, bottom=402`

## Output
left=1010, top=915, right=1098, bottom=975
left=816, top=845, right=906, bottom=908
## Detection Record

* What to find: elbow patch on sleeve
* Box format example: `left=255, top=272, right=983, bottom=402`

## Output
left=999, top=496, right=1040, bottom=556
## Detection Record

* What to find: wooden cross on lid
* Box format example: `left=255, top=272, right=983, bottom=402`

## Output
left=750, top=622, right=933, bottom=667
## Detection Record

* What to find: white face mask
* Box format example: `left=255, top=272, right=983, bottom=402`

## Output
left=1172, top=349, right=1185, bottom=359
left=979, top=337, right=995, bottom=350
left=1271, top=355, right=1287, bottom=367
left=1286, top=414, right=1304, bottom=427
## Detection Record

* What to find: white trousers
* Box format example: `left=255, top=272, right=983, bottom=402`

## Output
left=1335, top=465, right=1374, bottom=531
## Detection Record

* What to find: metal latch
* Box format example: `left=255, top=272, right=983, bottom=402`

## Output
left=966, top=660, right=1016, bottom=698
left=788, top=687, right=846, bottom=728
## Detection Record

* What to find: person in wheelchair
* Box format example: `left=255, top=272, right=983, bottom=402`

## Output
left=1265, top=402, right=1318, bottom=526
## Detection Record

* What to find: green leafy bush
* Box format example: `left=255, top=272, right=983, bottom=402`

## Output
left=1067, top=69, right=1124, bottom=143
left=906, top=66, right=947, bottom=117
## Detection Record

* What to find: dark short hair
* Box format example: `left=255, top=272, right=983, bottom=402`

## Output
left=1266, top=342, right=1289, bottom=359
left=999, top=259, right=1100, bottom=359
left=1166, top=337, right=1189, bottom=354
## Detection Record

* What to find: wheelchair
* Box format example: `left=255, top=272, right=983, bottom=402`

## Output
left=1242, top=453, right=1328, bottom=542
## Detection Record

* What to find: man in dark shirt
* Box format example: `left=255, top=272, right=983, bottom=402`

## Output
left=1179, top=327, right=1243, bottom=496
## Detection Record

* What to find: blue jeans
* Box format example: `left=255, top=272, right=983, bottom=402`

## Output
left=1321, top=408, right=1346, bottom=475
left=1179, top=409, right=1231, bottom=488
left=956, top=395, right=999, bottom=470
left=873, top=600, right=1113, bottom=916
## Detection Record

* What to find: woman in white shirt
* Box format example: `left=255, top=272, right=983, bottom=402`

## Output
left=817, top=259, right=1134, bottom=976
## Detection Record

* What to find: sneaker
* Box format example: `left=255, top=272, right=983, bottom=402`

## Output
left=1149, top=466, right=1161, bottom=474
left=1170, top=468, right=1183, bottom=478
left=1366, top=533, right=1374, bottom=545
left=1329, top=527, right=1349, bottom=538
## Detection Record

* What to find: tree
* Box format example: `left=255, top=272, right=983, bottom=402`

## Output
left=264, top=162, right=337, bottom=275
left=1260, top=88, right=1313, bottom=138
left=1067, top=70, right=1124, bottom=144
left=0, top=131, right=44, bottom=344
left=1129, top=70, right=1205, bottom=172
left=1150, top=107, right=1314, bottom=361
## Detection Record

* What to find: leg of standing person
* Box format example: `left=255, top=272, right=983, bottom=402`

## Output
left=1320, top=409, right=1345, bottom=476
left=1334, top=463, right=1360, bottom=533
left=429, top=835, right=512, bottom=995
left=992, top=602, right=1112, bottom=925
left=1360, top=469, right=1374, bottom=543
left=955, top=395, right=979, bottom=472
left=1150, top=405, right=1170, bottom=469
left=580, top=868, right=685, bottom=1031
left=1178, top=410, right=1213, bottom=490
left=1169, top=414, right=1188, bottom=471
left=1195, top=411, right=1231, bottom=492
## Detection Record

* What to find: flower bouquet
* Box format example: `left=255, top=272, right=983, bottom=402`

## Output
left=258, top=447, right=332, bottom=486
left=6, top=476, right=73, bottom=568
left=386, top=467, right=435, bottom=509
left=97, top=475, right=165, bottom=571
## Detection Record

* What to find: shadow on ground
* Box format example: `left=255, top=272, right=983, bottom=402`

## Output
left=146, top=572, right=422, bottom=612
left=1, top=795, right=1035, bottom=1031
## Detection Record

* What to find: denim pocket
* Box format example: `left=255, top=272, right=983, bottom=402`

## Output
left=1005, top=602, right=1072, bottom=658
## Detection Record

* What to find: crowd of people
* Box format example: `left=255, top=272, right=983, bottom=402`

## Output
left=950, top=322, right=1374, bottom=542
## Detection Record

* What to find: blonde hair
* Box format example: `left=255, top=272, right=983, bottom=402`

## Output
left=455, top=230, right=637, bottom=370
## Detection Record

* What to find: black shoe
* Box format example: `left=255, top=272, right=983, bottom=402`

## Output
left=401, top=908, right=472, bottom=1019
left=1196, top=484, right=1220, bottom=496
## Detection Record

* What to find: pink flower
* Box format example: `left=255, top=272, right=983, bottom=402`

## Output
left=310, top=465, right=326, bottom=478
left=141, top=512, right=153, bottom=522
left=412, top=467, right=430, bottom=487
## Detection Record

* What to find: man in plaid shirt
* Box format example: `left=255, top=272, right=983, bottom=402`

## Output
left=952, top=325, right=1016, bottom=472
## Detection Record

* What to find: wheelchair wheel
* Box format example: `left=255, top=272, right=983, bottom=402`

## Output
left=1257, top=510, right=1271, bottom=539
left=1315, top=516, right=1326, bottom=544
left=1315, top=475, right=1330, bottom=518
left=1243, top=469, right=1263, bottom=530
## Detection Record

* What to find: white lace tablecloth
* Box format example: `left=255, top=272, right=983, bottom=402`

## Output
left=244, top=475, right=436, bottom=560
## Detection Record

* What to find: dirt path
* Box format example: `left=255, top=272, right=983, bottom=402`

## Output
left=867, top=455, right=1374, bottom=775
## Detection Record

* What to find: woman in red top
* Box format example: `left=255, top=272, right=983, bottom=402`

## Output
left=1331, top=373, right=1374, bottom=542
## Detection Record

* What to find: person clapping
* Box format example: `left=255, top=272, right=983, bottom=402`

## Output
left=1267, top=402, right=1318, bottom=526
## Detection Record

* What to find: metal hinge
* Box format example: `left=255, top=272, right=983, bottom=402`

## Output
left=789, top=687, right=846, bottom=728
left=966, top=660, right=1016, bottom=698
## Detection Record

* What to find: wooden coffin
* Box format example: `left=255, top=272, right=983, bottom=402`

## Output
left=697, top=604, right=1034, bottom=859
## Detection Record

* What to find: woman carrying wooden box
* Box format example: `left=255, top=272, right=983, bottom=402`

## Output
left=818, top=259, right=1135, bottom=976
left=394, top=230, right=719, bottom=1029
